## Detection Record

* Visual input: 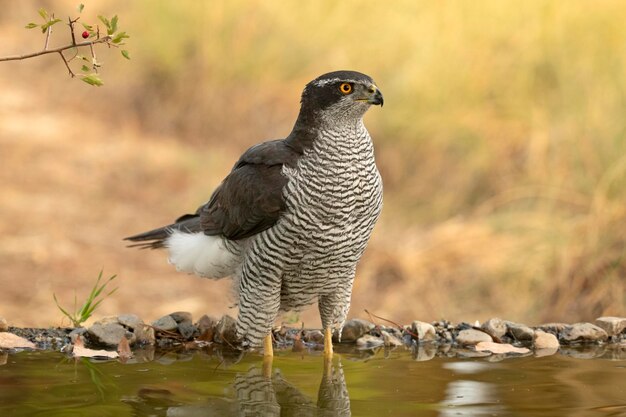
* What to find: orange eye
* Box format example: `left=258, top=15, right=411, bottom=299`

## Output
left=339, top=83, right=352, bottom=94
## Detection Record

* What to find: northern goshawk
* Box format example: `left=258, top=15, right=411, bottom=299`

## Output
left=126, top=70, right=383, bottom=357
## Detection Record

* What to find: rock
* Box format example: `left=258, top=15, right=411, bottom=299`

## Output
left=134, top=325, right=155, bottom=345
left=196, top=315, right=217, bottom=334
left=303, top=329, right=324, bottom=344
left=0, top=332, right=36, bottom=349
left=595, top=317, right=626, bottom=337
left=178, top=322, right=197, bottom=340
left=481, top=318, right=507, bottom=340
left=337, top=319, right=374, bottom=343
left=456, top=329, right=492, bottom=346
left=560, top=322, right=608, bottom=344
left=410, top=321, right=437, bottom=342
left=381, top=330, right=403, bottom=347
left=69, top=327, right=87, bottom=343
left=152, top=315, right=178, bottom=332
left=117, top=314, right=142, bottom=330
left=0, top=317, right=8, bottom=332
left=356, top=334, right=384, bottom=349
left=536, top=323, right=567, bottom=337
left=413, top=344, right=437, bottom=361
left=88, top=322, right=135, bottom=347
left=169, top=311, right=193, bottom=324
left=506, top=322, right=535, bottom=341
left=533, top=330, right=559, bottom=349
left=213, top=315, right=238, bottom=345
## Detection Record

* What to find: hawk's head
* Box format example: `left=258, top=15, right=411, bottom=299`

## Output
left=301, top=70, right=383, bottom=121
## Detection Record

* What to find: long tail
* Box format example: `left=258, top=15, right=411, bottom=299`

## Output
left=124, top=215, right=202, bottom=249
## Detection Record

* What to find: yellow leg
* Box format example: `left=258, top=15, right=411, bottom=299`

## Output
left=262, top=333, right=273, bottom=378
left=324, top=327, right=333, bottom=359
left=263, top=333, right=274, bottom=357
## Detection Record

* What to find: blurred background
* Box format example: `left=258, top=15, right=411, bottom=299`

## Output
left=0, top=0, right=624, bottom=329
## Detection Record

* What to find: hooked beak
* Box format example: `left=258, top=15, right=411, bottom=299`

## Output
left=367, top=85, right=384, bottom=107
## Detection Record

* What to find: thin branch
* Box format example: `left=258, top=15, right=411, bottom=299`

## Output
left=67, top=16, right=79, bottom=46
left=58, top=51, right=74, bottom=77
left=44, top=13, right=54, bottom=50
left=89, top=43, right=98, bottom=73
left=364, top=309, right=420, bottom=339
left=0, top=36, right=111, bottom=62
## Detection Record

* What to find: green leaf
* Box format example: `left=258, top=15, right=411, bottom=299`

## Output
left=98, top=15, right=111, bottom=31
left=110, top=15, right=118, bottom=35
left=81, top=65, right=90, bottom=72
left=112, top=31, right=129, bottom=44
left=78, top=3, right=85, bottom=13
left=81, top=74, right=104, bottom=86
left=41, top=18, right=62, bottom=33
left=25, top=23, right=39, bottom=29
left=121, top=50, right=130, bottom=60
left=38, top=8, right=49, bottom=20
left=81, top=23, right=93, bottom=31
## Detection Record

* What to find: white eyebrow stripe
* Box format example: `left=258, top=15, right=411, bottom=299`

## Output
left=312, top=78, right=365, bottom=87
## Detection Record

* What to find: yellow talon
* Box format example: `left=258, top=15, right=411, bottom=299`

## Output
left=324, top=327, right=333, bottom=359
left=262, top=333, right=273, bottom=378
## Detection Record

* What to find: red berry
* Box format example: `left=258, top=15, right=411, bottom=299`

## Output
left=82, top=31, right=89, bottom=39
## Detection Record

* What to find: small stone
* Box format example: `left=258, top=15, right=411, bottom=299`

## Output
left=69, top=327, right=87, bottom=343
left=481, top=318, right=507, bottom=340
left=356, top=334, right=384, bottom=349
left=410, top=321, right=437, bottom=342
left=506, top=322, right=535, bottom=342
left=178, top=322, right=197, bottom=340
left=169, top=311, right=193, bottom=324
left=534, top=330, right=559, bottom=350
left=213, top=315, right=238, bottom=345
left=117, top=314, right=142, bottom=330
left=152, top=315, right=178, bottom=332
left=0, top=317, right=8, bottom=332
left=595, top=317, right=626, bottom=337
left=475, top=341, right=530, bottom=354
left=88, top=322, right=135, bottom=347
left=337, top=319, right=374, bottom=343
left=536, top=323, right=567, bottom=337
left=196, top=315, right=217, bottom=334
left=456, top=329, right=493, bottom=346
left=413, top=344, right=437, bottom=361
left=381, top=330, right=403, bottom=347
left=561, top=322, right=608, bottom=344
left=134, top=325, right=155, bottom=345
left=303, top=330, right=324, bottom=344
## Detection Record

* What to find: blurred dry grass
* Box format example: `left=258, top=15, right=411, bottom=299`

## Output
left=0, top=0, right=624, bottom=328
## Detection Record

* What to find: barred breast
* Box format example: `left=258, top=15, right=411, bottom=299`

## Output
left=236, top=119, right=382, bottom=344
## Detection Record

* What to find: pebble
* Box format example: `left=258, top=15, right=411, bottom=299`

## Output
left=117, top=314, right=142, bottom=330
left=69, top=327, right=87, bottom=343
left=0, top=332, right=37, bottom=349
left=560, top=322, right=608, bottom=344
left=533, top=330, right=559, bottom=350
left=303, top=329, right=324, bottom=344
left=152, top=315, right=178, bottom=332
left=595, top=317, right=626, bottom=337
left=337, top=319, right=374, bottom=343
left=213, top=315, right=238, bottom=345
left=169, top=311, right=193, bottom=324
left=0, top=317, right=8, bottom=332
left=88, top=322, right=135, bottom=347
left=381, top=330, right=403, bottom=347
left=356, top=334, right=384, bottom=349
left=506, top=322, right=535, bottom=342
left=177, top=322, right=197, bottom=340
left=196, top=315, right=217, bottom=341
left=410, top=321, right=437, bottom=342
left=536, top=323, right=567, bottom=337
left=134, top=325, right=155, bottom=345
left=481, top=318, right=507, bottom=340
left=456, top=329, right=493, bottom=346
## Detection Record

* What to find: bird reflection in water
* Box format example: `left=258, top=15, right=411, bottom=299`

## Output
left=129, top=358, right=351, bottom=417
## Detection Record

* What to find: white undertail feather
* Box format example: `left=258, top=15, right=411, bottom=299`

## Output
left=166, top=230, right=238, bottom=279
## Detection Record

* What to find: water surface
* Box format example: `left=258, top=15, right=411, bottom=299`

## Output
left=1, top=346, right=624, bottom=416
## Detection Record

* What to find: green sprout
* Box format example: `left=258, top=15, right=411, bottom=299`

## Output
left=53, top=270, right=118, bottom=328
